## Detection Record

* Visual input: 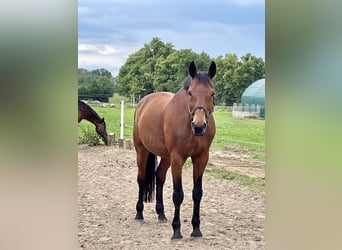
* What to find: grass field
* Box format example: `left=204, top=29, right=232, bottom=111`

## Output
left=78, top=101, right=265, bottom=159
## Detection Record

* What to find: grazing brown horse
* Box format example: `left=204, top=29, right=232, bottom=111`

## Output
left=78, top=100, right=108, bottom=145
left=133, top=61, right=216, bottom=239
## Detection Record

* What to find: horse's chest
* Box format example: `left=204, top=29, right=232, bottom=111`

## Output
left=167, top=136, right=211, bottom=157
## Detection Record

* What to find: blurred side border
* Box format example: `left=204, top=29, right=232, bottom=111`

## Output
left=0, top=1, right=77, bottom=250
left=267, top=1, right=342, bottom=249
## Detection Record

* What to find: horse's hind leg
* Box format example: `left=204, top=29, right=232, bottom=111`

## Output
left=135, top=149, right=149, bottom=220
left=155, top=157, right=170, bottom=222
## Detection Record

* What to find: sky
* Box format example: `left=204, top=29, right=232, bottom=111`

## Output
left=78, top=0, right=264, bottom=76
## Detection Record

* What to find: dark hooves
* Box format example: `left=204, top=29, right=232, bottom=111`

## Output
left=135, top=213, right=144, bottom=220
left=158, top=214, right=168, bottom=222
left=191, top=228, right=202, bottom=237
left=171, top=230, right=183, bottom=240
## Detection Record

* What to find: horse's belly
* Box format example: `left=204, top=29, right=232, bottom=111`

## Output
left=139, top=129, right=169, bottom=157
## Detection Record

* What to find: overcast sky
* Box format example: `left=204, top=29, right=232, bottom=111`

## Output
left=78, top=0, right=264, bottom=76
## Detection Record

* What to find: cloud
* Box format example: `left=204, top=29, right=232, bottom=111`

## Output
left=78, top=43, right=141, bottom=74
left=78, top=44, right=119, bottom=66
left=78, top=44, right=120, bottom=55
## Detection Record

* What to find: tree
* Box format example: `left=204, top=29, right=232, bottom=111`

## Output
left=231, top=53, right=265, bottom=103
left=105, top=37, right=265, bottom=104
left=90, top=68, right=112, bottom=78
left=214, top=53, right=265, bottom=105
left=116, top=37, right=175, bottom=98
left=153, top=49, right=200, bottom=92
left=214, top=54, right=240, bottom=105
left=78, top=68, right=115, bottom=102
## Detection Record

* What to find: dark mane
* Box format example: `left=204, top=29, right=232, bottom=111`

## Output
left=78, top=100, right=104, bottom=122
left=183, top=72, right=213, bottom=90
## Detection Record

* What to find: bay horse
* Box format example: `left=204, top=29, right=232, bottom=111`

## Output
left=78, top=100, right=108, bottom=145
left=133, top=61, right=216, bottom=239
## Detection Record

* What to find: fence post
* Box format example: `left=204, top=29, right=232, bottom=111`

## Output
left=120, top=100, right=124, bottom=140
left=107, top=133, right=115, bottom=146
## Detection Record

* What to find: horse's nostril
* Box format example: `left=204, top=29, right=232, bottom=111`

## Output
left=191, top=121, right=207, bottom=136
left=198, top=123, right=206, bottom=130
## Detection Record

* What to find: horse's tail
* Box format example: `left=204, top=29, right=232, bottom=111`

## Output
left=143, top=152, right=157, bottom=203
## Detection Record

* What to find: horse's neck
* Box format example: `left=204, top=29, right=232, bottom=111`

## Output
left=82, top=109, right=101, bottom=126
left=169, top=89, right=191, bottom=121
left=172, top=89, right=188, bottom=107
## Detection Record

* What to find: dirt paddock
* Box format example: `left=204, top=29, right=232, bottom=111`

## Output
left=78, top=144, right=265, bottom=249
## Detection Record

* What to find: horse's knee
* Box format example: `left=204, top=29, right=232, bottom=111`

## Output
left=192, top=187, right=203, bottom=203
left=173, top=190, right=184, bottom=206
left=172, top=181, right=184, bottom=206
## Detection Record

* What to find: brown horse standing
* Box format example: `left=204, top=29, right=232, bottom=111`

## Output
left=133, top=61, right=216, bottom=239
left=78, top=100, right=108, bottom=145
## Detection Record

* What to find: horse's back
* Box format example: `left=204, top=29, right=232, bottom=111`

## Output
left=134, top=92, right=174, bottom=156
left=137, top=92, right=173, bottom=111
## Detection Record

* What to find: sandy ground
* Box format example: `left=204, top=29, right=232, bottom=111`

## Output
left=78, top=144, right=265, bottom=249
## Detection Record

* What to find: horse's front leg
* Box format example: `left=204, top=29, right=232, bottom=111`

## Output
left=171, top=177, right=184, bottom=239
left=155, top=157, right=170, bottom=222
left=170, top=156, right=185, bottom=239
left=191, top=175, right=203, bottom=237
left=191, top=154, right=209, bottom=237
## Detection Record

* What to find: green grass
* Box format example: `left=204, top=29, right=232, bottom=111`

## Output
left=78, top=101, right=265, bottom=160
left=213, top=109, right=265, bottom=150
left=206, top=164, right=265, bottom=192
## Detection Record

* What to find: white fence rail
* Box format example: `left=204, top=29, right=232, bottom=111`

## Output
left=232, top=103, right=262, bottom=118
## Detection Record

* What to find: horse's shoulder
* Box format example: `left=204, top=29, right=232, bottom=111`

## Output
left=149, top=92, right=174, bottom=106
left=155, top=92, right=174, bottom=98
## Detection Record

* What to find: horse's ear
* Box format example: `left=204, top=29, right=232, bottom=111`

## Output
left=208, top=61, right=216, bottom=79
left=101, top=118, right=105, bottom=122
left=189, top=61, right=197, bottom=78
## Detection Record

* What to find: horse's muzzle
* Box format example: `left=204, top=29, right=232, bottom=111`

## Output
left=191, top=121, right=207, bottom=136
left=190, top=105, right=209, bottom=136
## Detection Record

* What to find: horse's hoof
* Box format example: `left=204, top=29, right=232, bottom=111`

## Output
left=158, top=214, right=168, bottom=222
left=135, top=213, right=144, bottom=220
left=171, top=230, right=183, bottom=240
left=191, top=228, right=202, bottom=237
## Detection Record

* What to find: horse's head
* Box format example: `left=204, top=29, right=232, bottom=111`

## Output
left=96, top=118, right=108, bottom=145
left=186, top=61, right=216, bottom=136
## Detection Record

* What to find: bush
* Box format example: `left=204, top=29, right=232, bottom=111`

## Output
left=78, top=127, right=102, bottom=146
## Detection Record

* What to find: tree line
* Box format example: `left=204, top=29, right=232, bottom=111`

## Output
left=79, top=37, right=265, bottom=105
left=78, top=68, right=115, bottom=102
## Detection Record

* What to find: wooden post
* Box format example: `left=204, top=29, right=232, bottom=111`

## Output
left=107, top=132, right=115, bottom=146
left=119, top=139, right=125, bottom=148
left=124, top=139, right=133, bottom=150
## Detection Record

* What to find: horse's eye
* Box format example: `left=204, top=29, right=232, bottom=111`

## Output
left=211, top=92, right=215, bottom=97
left=188, top=91, right=192, bottom=97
